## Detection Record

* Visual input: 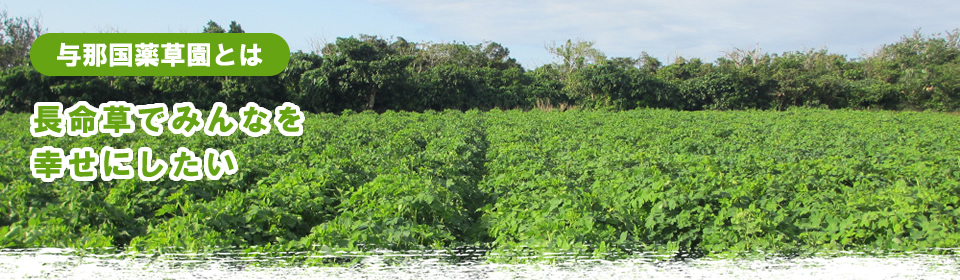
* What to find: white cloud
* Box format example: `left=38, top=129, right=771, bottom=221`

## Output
left=369, top=0, right=960, bottom=67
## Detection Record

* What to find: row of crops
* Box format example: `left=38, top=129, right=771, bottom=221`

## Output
left=1, top=109, right=959, bottom=259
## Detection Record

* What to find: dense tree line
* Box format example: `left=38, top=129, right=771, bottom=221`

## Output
left=1, top=17, right=959, bottom=113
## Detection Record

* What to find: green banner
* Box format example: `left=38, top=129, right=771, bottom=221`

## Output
left=30, top=33, right=290, bottom=76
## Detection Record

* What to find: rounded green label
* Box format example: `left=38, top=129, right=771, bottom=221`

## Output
left=30, top=33, right=290, bottom=76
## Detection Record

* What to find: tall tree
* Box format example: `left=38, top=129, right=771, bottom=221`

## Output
left=547, top=39, right=606, bottom=75
left=0, top=10, right=45, bottom=68
left=228, top=21, right=245, bottom=33
left=545, top=39, right=606, bottom=104
left=202, top=20, right=225, bottom=33
left=301, top=35, right=414, bottom=112
left=638, top=51, right=662, bottom=74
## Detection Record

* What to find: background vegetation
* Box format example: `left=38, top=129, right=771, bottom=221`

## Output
left=1, top=15, right=959, bottom=113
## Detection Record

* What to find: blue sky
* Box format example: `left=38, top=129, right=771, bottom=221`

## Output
left=6, top=0, right=959, bottom=68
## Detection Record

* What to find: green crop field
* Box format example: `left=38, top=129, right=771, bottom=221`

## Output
left=2, top=109, right=959, bottom=260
